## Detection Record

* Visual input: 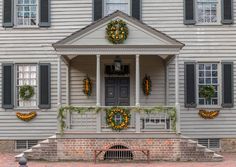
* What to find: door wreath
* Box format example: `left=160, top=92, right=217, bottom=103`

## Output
left=19, top=85, right=35, bottom=100
left=106, top=107, right=130, bottom=131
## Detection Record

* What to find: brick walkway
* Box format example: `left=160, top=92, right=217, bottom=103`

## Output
left=0, top=153, right=235, bottom=167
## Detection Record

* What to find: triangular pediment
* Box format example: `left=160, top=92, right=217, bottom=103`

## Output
left=53, top=11, right=184, bottom=48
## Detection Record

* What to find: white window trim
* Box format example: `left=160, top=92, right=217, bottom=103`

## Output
left=14, top=0, right=39, bottom=28
left=196, top=62, right=222, bottom=108
left=14, top=63, right=39, bottom=109
left=195, top=0, right=221, bottom=25
left=103, top=0, right=131, bottom=17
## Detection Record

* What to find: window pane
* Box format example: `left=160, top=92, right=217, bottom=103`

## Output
left=16, top=0, right=37, bottom=26
left=197, top=0, right=218, bottom=23
left=198, top=63, right=219, bottom=105
left=16, top=65, right=37, bottom=107
left=105, top=0, right=129, bottom=16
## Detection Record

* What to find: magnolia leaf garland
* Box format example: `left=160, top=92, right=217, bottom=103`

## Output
left=58, top=106, right=176, bottom=134
left=19, top=85, right=35, bottom=100
left=106, top=19, right=129, bottom=44
left=198, top=110, right=219, bottom=119
left=106, top=107, right=130, bottom=131
left=143, top=75, right=152, bottom=96
left=83, top=76, right=92, bottom=96
left=16, top=111, right=37, bottom=122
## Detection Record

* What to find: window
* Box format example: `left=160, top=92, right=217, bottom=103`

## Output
left=196, top=0, right=220, bottom=24
left=198, top=139, right=220, bottom=149
left=198, top=63, right=219, bottom=105
left=15, top=0, right=38, bottom=26
left=16, top=64, right=37, bottom=107
left=104, top=0, right=130, bottom=16
left=16, top=140, right=38, bottom=150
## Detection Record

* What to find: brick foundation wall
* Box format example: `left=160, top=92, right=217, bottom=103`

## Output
left=57, top=138, right=181, bottom=161
left=0, top=140, right=15, bottom=153
left=56, top=138, right=213, bottom=161
left=221, top=138, right=236, bottom=153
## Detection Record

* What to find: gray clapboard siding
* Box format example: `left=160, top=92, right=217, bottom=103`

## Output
left=0, top=0, right=235, bottom=140
left=140, top=56, right=166, bottom=106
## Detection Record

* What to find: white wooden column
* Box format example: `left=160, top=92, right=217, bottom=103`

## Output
left=96, top=55, right=101, bottom=106
left=135, top=54, right=141, bottom=132
left=57, top=55, right=62, bottom=132
left=96, top=55, right=101, bottom=132
left=66, top=61, right=71, bottom=129
left=135, top=54, right=140, bottom=106
left=175, top=54, right=181, bottom=134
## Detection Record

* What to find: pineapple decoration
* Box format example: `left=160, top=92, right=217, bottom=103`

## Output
left=143, top=74, right=152, bottom=96
left=106, top=19, right=129, bottom=44
left=83, top=75, right=92, bottom=96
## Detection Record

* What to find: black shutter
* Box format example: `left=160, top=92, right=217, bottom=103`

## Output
left=39, top=0, right=50, bottom=27
left=222, top=0, right=233, bottom=24
left=132, top=0, right=141, bottom=20
left=93, top=0, right=103, bottom=21
left=3, top=0, right=14, bottom=27
left=222, top=62, right=234, bottom=108
left=184, top=63, right=196, bottom=108
left=38, top=64, right=51, bottom=109
left=184, top=0, right=196, bottom=25
left=2, top=64, right=14, bottom=109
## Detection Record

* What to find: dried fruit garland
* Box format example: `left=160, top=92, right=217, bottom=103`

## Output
left=83, top=76, right=92, bottom=96
left=198, top=110, right=219, bottom=119
left=19, top=85, right=35, bottom=100
left=106, top=19, right=129, bottom=44
left=16, top=111, right=37, bottom=122
left=143, top=75, right=152, bottom=96
left=106, top=107, right=130, bottom=131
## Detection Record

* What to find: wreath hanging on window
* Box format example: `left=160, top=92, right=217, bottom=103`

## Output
left=199, top=85, right=215, bottom=100
left=19, top=85, right=35, bottom=100
left=16, top=111, right=37, bottom=122
left=106, top=107, right=130, bottom=131
left=106, top=19, right=129, bottom=44
left=83, top=76, right=92, bottom=96
left=143, top=75, right=152, bottom=96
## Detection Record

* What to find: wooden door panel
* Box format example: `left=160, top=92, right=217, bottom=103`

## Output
left=105, top=77, right=130, bottom=106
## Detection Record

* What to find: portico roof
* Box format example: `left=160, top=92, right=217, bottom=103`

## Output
left=53, top=11, right=184, bottom=56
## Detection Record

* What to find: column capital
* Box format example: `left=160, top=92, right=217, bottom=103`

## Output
left=96, top=54, right=101, bottom=58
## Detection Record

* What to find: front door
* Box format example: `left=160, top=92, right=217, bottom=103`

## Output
left=105, top=77, right=130, bottom=106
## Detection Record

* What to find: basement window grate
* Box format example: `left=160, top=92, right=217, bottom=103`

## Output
left=198, top=138, right=220, bottom=149
left=16, top=140, right=38, bottom=150
left=104, top=145, right=133, bottom=161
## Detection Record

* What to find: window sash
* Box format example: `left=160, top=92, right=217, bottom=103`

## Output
left=15, top=0, right=38, bottom=27
left=196, top=0, right=220, bottom=24
left=104, top=0, right=130, bottom=16
left=15, top=64, right=38, bottom=108
left=197, top=63, right=221, bottom=106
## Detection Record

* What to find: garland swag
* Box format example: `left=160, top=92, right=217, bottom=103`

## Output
left=16, top=111, right=37, bottom=122
left=198, top=110, right=219, bottom=119
left=143, top=75, right=152, bottom=96
left=58, top=106, right=176, bottom=134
